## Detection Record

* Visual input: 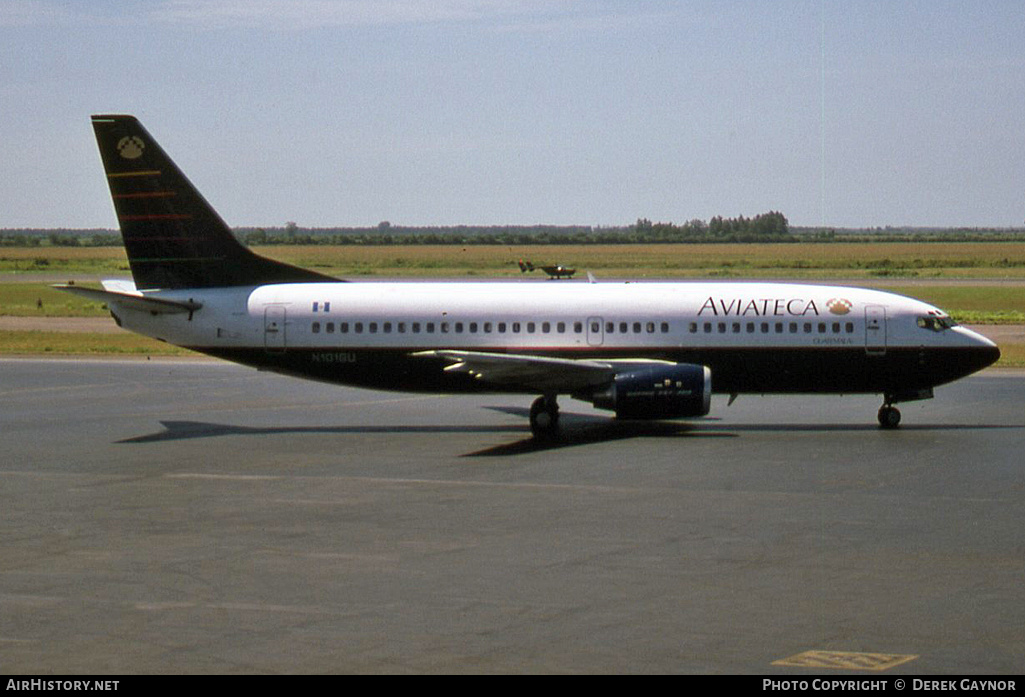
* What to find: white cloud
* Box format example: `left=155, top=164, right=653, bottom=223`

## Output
left=0, top=0, right=652, bottom=34
left=149, top=0, right=575, bottom=31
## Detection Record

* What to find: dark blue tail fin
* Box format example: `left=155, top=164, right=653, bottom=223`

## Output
left=92, top=114, right=336, bottom=290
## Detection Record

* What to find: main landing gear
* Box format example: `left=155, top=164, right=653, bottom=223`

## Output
left=877, top=402, right=901, bottom=429
left=529, top=395, right=560, bottom=439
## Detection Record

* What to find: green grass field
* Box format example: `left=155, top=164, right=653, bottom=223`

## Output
left=4, top=241, right=1025, bottom=278
left=0, top=283, right=110, bottom=317
left=0, top=331, right=190, bottom=356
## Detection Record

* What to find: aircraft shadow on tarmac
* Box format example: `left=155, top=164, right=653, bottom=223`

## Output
left=115, top=412, right=730, bottom=456
left=468, top=407, right=1021, bottom=456
left=115, top=409, right=1020, bottom=457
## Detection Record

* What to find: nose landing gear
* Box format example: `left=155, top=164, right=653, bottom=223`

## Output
left=877, top=388, right=931, bottom=429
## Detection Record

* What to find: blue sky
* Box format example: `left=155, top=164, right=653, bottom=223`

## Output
left=2, top=0, right=1023, bottom=228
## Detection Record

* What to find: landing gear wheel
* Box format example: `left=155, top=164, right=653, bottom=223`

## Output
left=529, top=395, right=560, bottom=439
left=878, top=405, right=901, bottom=429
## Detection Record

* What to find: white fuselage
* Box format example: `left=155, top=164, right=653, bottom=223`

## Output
left=123, top=280, right=993, bottom=357
left=100, top=278, right=999, bottom=402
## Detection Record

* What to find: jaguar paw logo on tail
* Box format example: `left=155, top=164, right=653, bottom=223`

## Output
left=116, top=136, right=145, bottom=159
left=826, top=298, right=853, bottom=315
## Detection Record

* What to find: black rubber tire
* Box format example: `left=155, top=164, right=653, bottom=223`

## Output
left=529, top=396, right=560, bottom=439
left=878, top=405, right=902, bottom=429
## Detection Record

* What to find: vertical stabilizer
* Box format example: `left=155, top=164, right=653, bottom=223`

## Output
left=91, top=114, right=336, bottom=289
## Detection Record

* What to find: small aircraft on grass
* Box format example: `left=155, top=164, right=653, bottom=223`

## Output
left=518, top=260, right=576, bottom=279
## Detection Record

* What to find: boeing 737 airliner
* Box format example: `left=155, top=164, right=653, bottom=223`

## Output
left=58, top=115, right=1001, bottom=438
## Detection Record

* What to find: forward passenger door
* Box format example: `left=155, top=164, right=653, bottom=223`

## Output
left=864, top=305, right=887, bottom=355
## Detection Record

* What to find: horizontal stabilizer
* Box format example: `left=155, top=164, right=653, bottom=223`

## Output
left=52, top=284, right=202, bottom=315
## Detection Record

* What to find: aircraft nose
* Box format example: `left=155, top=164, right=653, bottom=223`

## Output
left=958, top=326, right=1001, bottom=372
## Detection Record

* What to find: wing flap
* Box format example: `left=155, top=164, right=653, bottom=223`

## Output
left=415, top=349, right=614, bottom=393
left=414, top=350, right=677, bottom=394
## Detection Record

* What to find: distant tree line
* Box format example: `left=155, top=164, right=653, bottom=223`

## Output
left=0, top=229, right=120, bottom=247
left=235, top=212, right=795, bottom=245
left=629, top=211, right=792, bottom=243
left=4, top=213, right=1025, bottom=246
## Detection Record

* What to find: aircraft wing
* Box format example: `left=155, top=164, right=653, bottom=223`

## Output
left=413, top=349, right=675, bottom=394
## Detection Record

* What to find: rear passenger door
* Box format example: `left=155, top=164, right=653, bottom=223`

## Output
left=264, top=306, right=287, bottom=353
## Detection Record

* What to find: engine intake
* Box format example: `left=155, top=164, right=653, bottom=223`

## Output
left=590, top=363, right=711, bottom=420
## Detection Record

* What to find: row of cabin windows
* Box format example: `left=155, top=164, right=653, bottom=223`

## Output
left=688, top=320, right=856, bottom=335
left=606, top=321, right=671, bottom=334
left=310, top=319, right=673, bottom=335
left=309, top=319, right=857, bottom=336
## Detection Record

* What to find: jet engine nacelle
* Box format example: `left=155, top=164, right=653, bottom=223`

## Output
left=590, top=363, right=712, bottom=420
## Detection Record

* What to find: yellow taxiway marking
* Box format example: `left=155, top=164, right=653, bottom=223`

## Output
left=773, top=650, right=918, bottom=671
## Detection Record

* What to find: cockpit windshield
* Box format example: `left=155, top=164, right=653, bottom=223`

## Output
left=917, top=315, right=958, bottom=332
